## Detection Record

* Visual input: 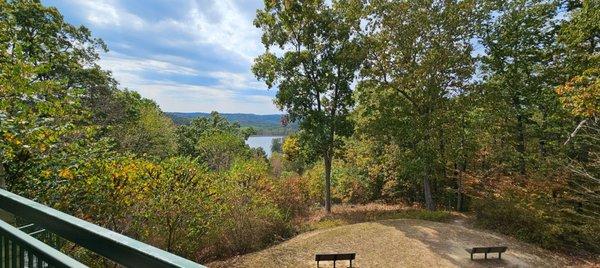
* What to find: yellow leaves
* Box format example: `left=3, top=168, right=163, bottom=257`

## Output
left=556, top=68, right=600, bottom=118
left=38, top=142, right=48, bottom=152
left=282, top=135, right=300, bottom=160
left=3, top=133, right=21, bottom=145
left=41, top=169, right=52, bottom=178
left=58, top=168, right=74, bottom=180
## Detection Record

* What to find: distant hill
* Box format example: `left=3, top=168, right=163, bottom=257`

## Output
left=166, top=112, right=298, bottom=136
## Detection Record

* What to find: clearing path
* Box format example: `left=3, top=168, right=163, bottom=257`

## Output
left=210, top=219, right=572, bottom=267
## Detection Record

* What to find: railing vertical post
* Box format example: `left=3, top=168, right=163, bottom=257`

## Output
left=1, top=234, right=4, bottom=268
left=27, top=248, right=33, bottom=268
left=4, top=236, right=9, bottom=268
left=11, top=239, right=17, bottom=267
left=18, top=244, right=24, bottom=268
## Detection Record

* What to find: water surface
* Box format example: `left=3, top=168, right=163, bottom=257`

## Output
left=246, top=136, right=284, bottom=157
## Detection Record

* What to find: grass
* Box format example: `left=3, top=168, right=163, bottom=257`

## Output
left=299, top=203, right=456, bottom=232
left=209, top=216, right=575, bottom=268
left=209, top=204, right=595, bottom=267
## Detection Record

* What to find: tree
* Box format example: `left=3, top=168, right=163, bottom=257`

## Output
left=0, top=0, right=125, bottom=127
left=271, top=138, right=283, bottom=154
left=555, top=0, right=599, bottom=233
left=0, top=57, right=110, bottom=196
left=557, top=0, right=599, bottom=143
left=480, top=0, right=563, bottom=175
left=195, top=131, right=250, bottom=171
left=110, top=91, right=178, bottom=158
left=176, top=112, right=253, bottom=157
left=355, top=0, right=480, bottom=210
left=253, top=0, right=365, bottom=213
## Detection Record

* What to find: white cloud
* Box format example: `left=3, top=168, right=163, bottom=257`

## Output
left=71, top=0, right=263, bottom=61
left=56, top=0, right=276, bottom=114
left=99, top=52, right=200, bottom=76
left=97, top=52, right=277, bottom=113
left=134, top=82, right=278, bottom=114
left=69, top=0, right=145, bottom=30
left=188, top=0, right=262, bottom=60
left=208, top=71, right=264, bottom=90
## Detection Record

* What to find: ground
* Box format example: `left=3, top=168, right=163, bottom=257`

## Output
left=209, top=218, right=576, bottom=268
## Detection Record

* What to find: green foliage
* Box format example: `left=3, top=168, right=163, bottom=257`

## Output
left=110, top=90, right=178, bottom=158
left=176, top=111, right=254, bottom=157
left=195, top=131, right=251, bottom=171
left=0, top=0, right=313, bottom=264
left=479, top=0, right=567, bottom=174
left=355, top=0, right=481, bottom=210
left=271, top=138, right=282, bottom=153
left=281, top=133, right=316, bottom=173
left=0, top=0, right=126, bottom=128
left=48, top=154, right=307, bottom=262
left=0, top=57, right=110, bottom=196
left=253, top=0, right=366, bottom=212
left=474, top=193, right=600, bottom=254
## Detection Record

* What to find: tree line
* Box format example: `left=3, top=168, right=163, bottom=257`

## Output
left=254, top=0, right=598, bottom=254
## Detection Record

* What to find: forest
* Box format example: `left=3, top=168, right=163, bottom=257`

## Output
left=167, top=112, right=298, bottom=136
left=0, top=0, right=598, bottom=265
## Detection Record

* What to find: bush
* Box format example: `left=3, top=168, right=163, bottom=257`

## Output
left=473, top=195, right=600, bottom=254
left=48, top=155, right=309, bottom=263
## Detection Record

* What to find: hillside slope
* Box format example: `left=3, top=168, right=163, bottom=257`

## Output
left=166, top=112, right=297, bottom=135
left=209, top=219, right=573, bottom=268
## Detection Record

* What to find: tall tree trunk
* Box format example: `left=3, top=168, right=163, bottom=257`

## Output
left=439, top=128, right=447, bottom=179
left=324, top=151, right=332, bottom=214
left=456, top=159, right=467, bottom=212
left=511, top=91, right=527, bottom=175
left=423, top=172, right=435, bottom=211
left=422, top=110, right=435, bottom=211
left=457, top=112, right=467, bottom=211
left=456, top=177, right=463, bottom=211
left=516, top=112, right=526, bottom=175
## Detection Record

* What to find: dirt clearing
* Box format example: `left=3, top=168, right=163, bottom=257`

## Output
left=210, top=219, right=577, bottom=267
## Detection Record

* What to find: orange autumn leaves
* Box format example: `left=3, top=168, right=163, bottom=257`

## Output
left=556, top=68, right=600, bottom=118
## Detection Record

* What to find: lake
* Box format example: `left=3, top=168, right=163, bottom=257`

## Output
left=246, top=136, right=284, bottom=157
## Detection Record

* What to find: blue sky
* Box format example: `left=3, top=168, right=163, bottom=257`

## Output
left=43, top=0, right=279, bottom=114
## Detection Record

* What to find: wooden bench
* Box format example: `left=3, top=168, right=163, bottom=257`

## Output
left=466, top=246, right=507, bottom=260
left=315, top=253, right=355, bottom=268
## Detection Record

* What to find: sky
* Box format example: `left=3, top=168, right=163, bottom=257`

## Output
left=42, top=0, right=280, bottom=114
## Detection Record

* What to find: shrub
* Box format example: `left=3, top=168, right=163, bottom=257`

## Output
left=473, top=194, right=600, bottom=254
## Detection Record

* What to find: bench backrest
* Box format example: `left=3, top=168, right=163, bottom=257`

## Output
left=488, top=246, right=508, bottom=253
left=471, top=246, right=507, bottom=253
left=471, top=247, right=489, bottom=253
left=315, top=253, right=356, bottom=261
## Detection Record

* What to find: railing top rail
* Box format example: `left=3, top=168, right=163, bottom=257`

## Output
left=0, top=219, right=87, bottom=268
left=0, top=188, right=205, bottom=268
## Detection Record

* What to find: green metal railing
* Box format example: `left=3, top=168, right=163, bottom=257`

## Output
left=0, top=189, right=205, bottom=268
left=0, top=220, right=85, bottom=268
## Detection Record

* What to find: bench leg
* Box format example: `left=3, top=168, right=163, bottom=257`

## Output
left=485, top=253, right=487, bottom=259
left=317, top=261, right=319, bottom=268
left=499, top=252, right=502, bottom=259
left=470, top=253, right=473, bottom=260
left=333, top=260, right=336, bottom=268
left=350, top=259, right=353, bottom=268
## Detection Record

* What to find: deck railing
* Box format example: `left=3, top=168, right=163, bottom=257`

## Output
left=0, top=188, right=205, bottom=268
